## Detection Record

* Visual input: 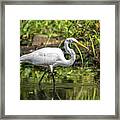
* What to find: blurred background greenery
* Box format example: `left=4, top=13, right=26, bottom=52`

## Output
left=20, top=20, right=100, bottom=100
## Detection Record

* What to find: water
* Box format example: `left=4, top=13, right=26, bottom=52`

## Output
left=20, top=66, right=100, bottom=100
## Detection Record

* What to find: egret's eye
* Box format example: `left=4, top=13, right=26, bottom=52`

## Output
left=66, top=39, right=69, bottom=42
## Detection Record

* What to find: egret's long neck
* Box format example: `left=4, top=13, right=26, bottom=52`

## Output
left=64, top=41, right=76, bottom=66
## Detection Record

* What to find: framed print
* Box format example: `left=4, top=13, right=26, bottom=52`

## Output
left=0, top=0, right=119, bottom=119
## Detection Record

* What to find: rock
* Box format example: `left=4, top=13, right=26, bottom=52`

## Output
left=32, top=34, right=63, bottom=47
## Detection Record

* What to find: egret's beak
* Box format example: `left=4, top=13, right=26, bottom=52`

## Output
left=74, top=39, right=89, bottom=51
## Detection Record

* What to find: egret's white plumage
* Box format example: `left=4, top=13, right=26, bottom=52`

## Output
left=20, top=38, right=87, bottom=72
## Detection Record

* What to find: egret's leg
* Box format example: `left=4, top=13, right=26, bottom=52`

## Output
left=39, top=70, right=48, bottom=86
left=51, top=72, right=55, bottom=100
left=39, top=69, right=55, bottom=100
left=50, top=72, right=61, bottom=100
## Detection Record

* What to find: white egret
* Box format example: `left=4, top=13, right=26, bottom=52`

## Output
left=20, top=38, right=88, bottom=99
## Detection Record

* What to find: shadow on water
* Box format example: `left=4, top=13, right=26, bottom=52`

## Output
left=20, top=83, right=100, bottom=100
left=20, top=70, right=100, bottom=100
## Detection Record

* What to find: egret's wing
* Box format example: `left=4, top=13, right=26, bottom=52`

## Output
left=29, top=48, right=59, bottom=65
left=20, top=47, right=65, bottom=66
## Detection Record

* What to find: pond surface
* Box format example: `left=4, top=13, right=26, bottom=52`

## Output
left=20, top=66, right=100, bottom=100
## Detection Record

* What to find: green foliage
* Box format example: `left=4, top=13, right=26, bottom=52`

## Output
left=20, top=20, right=100, bottom=100
left=20, top=20, right=100, bottom=40
left=20, top=20, right=100, bottom=68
